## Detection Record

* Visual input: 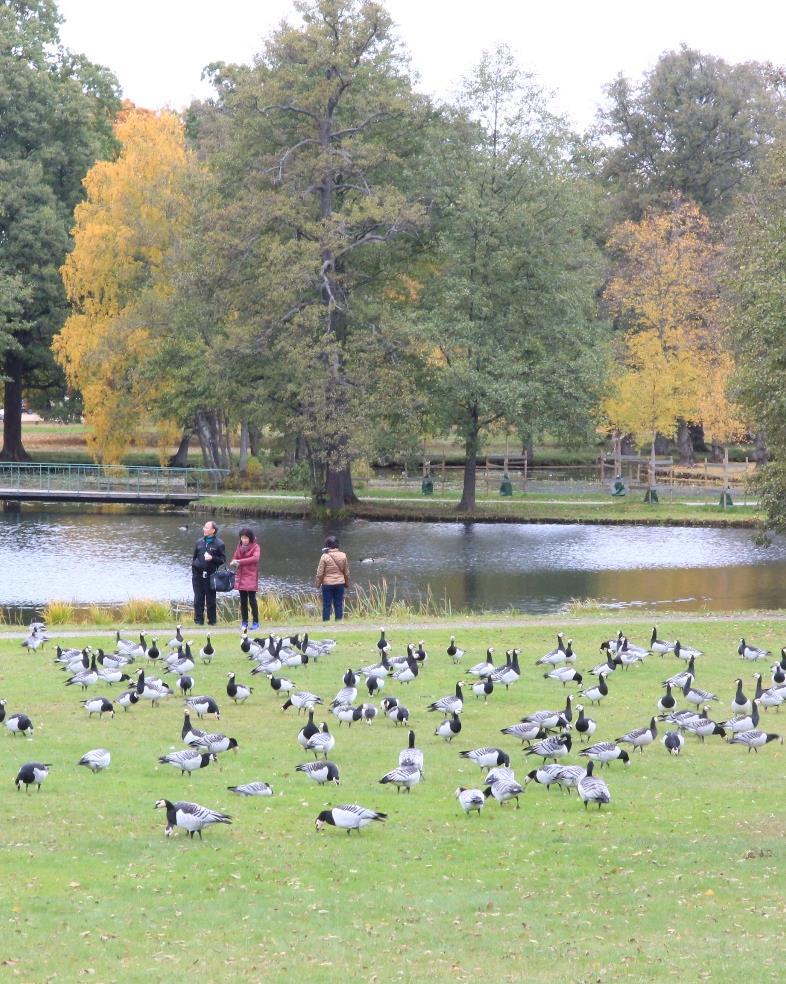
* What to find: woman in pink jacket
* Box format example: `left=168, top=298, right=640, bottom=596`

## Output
left=231, top=527, right=261, bottom=629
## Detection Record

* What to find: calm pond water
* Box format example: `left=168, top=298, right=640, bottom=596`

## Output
left=2, top=509, right=786, bottom=614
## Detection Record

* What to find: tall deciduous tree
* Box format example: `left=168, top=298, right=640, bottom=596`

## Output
left=726, top=138, right=786, bottom=532
left=599, top=46, right=786, bottom=223
left=415, top=46, right=607, bottom=511
left=603, top=195, right=727, bottom=463
left=0, top=0, right=119, bottom=459
left=189, top=0, right=427, bottom=509
left=54, top=108, right=194, bottom=464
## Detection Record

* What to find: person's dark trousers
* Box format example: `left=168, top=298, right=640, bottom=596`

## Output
left=239, top=590, right=259, bottom=625
left=192, top=570, right=218, bottom=625
left=321, top=584, right=345, bottom=621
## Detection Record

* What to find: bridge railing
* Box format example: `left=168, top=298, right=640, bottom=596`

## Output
left=0, top=463, right=229, bottom=496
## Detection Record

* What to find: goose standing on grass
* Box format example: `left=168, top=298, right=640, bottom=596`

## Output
left=617, top=717, right=658, bottom=753
left=658, top=684, right=677, bottom=715
left=182, top=712, right=207, bottom=746
left=730, top=679, right=752, bottom=716
left=82, top=697, right=115, bottom=719
left=447, top=636, right=465, bottom=664
left=727, top=730, right=783, bottom=752
left=591, top=649, right=623, bottom=677
left=296, top=761, right=340, bottom=786
left=662, top=656, right=697, bottom=691
left=673, top=640, right=702, bottom=662
left=738, top=638, right=770, bottom=661
left=0, top=699, right=6, bottom=724
left=398, top=730, right=424, bottom=775
left=578, top=742, right=631, bottom=768
left=376, top=628, right=391, bottom=654
left=544, top=665, right=583, bottom=687
left=683, top=680, right=718, bottom=708
left=158, top=749, right=214, bottom=775
left=579, top=672, right=609, bottom=706
left=185, top=694, right=220, bottom=719
left=65, top=654, right=100, bottom=690
left=379, top=764, right=421, bottom=793
left=178, top=674, right=194, bottom=697
left=392, top=654, right=419, bottom=685
left=297, top=710, right=319, bottom=749
left=381, top=697, right=410, bottom=725
left=524, top=733, right=572, bottom=762
left=281, top=691, right=322, bottom=714
left=427, top=682, right=464, bottom=715
left=455, top=786, right=485, bottom=815
left=663, top=731, right=685, bottom=755
left=472, top=676, right=494, bottom=701
left=114, top=690, right=139, bottom=712
left=468, top=648, right=495, bottom=678
left=167, top=625, right=185, bottom=650
left=434, top=712, right=462, bottom=742
left=459, top=747, right=510, bottom=772
left=199, top=636, right=215, bottom=665
left=483, top=775, right=525, bottom=808
left=192, top=733, right=239, bottom=758
left=227, top=673, right=253, bottom=704
left=722, top=700, right=760, bottom=734
left=155, top=799, right=231, bottom=839
left=524, top=764, right=567, bottom=792
left=574, top=705, right=597, bottom=742
left=500, top=721, right=547, bottom=744
left=5, top=713, right=33, bottom=737
left=314, top=805, right=387, bottom=834
left=577, top=761, right=611, bottom=809
left=227, top=781, right=273, bottom=796
left=305, top=722, right=335, bottom=759
left=366, top=675, right=384, bottom=698
left=77, top=749, right=111, bottom=773
left=145, top=639, right=160, bottom=663
left=270, top=675, right=296, bottom=695
left=650, top=626, right=676, bottom=657
left=492, top=649, right=522, bottom=689
left=15, top=762, right=51, bottom=791
left=536, top=634, right=571, bottom=667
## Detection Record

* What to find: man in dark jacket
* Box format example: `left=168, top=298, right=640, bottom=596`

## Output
left=192, top=520, right=226, bottom=625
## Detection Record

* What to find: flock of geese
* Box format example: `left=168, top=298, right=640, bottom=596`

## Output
left=7, top=621, right=785, bottom=838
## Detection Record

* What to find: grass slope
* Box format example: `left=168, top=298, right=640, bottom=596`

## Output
left=1, top=619, right=785, bottom=982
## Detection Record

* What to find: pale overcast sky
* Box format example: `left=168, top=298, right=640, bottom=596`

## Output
left=57, top=0, right=786, bottom=130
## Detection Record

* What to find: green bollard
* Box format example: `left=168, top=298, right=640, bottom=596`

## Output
left=421, top=475, right=433, bottom=496
left=499, top=474, right=513, bottom=496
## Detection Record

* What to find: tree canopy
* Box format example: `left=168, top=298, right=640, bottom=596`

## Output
left=0, top=0, right=119, bottom=459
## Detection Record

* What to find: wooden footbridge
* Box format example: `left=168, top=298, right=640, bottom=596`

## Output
left=0, top=463, right=227, bottom=506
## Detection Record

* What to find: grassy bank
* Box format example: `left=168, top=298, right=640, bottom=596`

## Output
left=196, top=490, right=763, bottom=527
left=1, top=615, right=784, bottom=981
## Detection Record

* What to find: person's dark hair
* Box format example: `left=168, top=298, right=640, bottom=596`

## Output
left=238, top=527, right=256, bottom=543
left=324, top=535, right=338, bottom=549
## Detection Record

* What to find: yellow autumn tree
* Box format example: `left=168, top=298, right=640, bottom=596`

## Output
left=54, top=107, right=194, bottom=463
left=603, top=194, right=732, bottom=463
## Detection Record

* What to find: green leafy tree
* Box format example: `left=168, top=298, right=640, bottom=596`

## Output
left=184, top=0, right=427, bottom=508
left=599, top=46, right=786, bottom=223
left=415, top=46, right=607, bottom=511
left=726, top=138, right=786, bottom=531
left=0, top=0, right=119, bottom=459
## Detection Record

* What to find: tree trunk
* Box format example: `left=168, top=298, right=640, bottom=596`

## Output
left=325, top=466, right=346, bottom=512
left=753, top=430, right=769, bottom=465
left=239, top=421, right=250, bottom=474
left=248, top=422, right=262, bottom=459
left=676, top=420, right=694, bottom=465
left=0, top=353, right=30, bottom=461
left=341, top=464, right=359, bottom=505
left=457, top=411, right=479, bottom=512
left=168, top=431, right=192, bottom=468
left=653, top=433, right=671, bottom=456
left=710, top=439, right=724, bottom=464
left=195, top=411, right=221, bottom=470
left=689, top=422, right=706, bottom=453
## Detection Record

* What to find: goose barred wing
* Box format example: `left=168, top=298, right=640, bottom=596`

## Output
left=174, top=800, right=232, bottom=824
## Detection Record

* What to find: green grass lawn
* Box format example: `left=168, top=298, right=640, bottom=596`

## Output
left=1, top=617, right=784, bottom=981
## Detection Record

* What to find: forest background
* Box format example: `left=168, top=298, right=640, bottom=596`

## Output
left=4, top=0, right=786, bottom=524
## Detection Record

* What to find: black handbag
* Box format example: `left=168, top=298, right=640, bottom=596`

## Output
left=209, top=566, right=236, bottom=592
